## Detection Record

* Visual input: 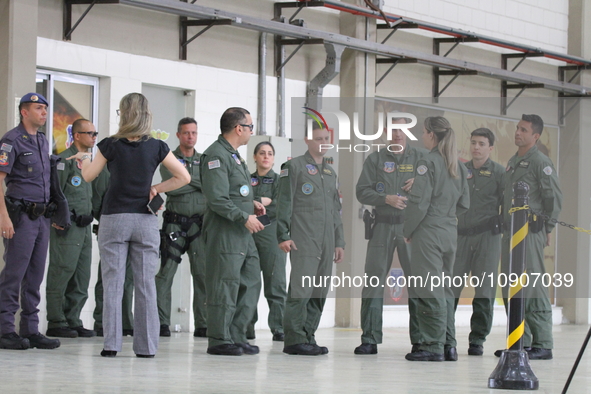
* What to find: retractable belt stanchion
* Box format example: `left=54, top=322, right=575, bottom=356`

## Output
left=488, top=181, right=539, bottom=390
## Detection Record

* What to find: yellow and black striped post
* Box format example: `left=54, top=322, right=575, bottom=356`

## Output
left=489, top=181, right=539, bottom=390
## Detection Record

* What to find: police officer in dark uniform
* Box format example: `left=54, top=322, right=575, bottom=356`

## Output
left=0, top=93, right=61, bottom=350
left=200, top=107, right=264, bottom=356
left=156, top=117, right=207, bottom=338
left=46, top=119, right=97, bottom=338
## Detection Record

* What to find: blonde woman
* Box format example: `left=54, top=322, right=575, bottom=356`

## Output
left=402, top=116, right=470, bottom=362
left=69, top=93, right=189, bottom=358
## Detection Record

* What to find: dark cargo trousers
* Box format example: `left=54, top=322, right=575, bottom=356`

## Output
left=46, top=225, right=92, bottom=329
left=360, top=222, right=420, bottom=345
left=0, top=215, right=50, bottom=336
left=450, top=231, right=500, bottom=346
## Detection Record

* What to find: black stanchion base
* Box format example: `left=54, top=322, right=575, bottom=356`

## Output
left=488, top=350, right=539, bottom=390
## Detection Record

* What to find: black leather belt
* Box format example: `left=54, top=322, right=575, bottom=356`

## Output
left=375, top=214, right=404, bottom=225
left=458, top=219, right=495, bottom=236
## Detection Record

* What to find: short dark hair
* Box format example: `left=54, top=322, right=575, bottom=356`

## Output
left=72, top=118, right=91, bottom=134
left=521, top=114, right=544, bottom=135
left=470, top=127, right=495, bottom=146
left=220, top=107, right=250, bottom=134
left=177, top=117, right=197, bottom=133
left=254, top=141, right=275, bottom=155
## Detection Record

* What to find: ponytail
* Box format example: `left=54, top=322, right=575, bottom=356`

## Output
left=424, top=116, right=458, bottom=178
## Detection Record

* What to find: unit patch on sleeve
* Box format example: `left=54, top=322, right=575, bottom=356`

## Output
left=57, top=162, right=65, bottom=171
left=208, top=159, right=221, bottom=169
left=543, top=166, right=553, bottom=175
left=280, top=169, right=289, bottom=177
left=417, top=165, right=428, bottom=175
left=1, top=143, right=12, bottom=152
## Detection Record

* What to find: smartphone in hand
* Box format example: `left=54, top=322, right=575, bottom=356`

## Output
left=257, top=214, right=271, bottom=227
left=147, top=193, right=164, bottom=215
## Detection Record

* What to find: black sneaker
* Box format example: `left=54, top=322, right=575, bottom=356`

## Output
left=71, top=326, right=96, bottom=338
left=207, top=344, right=243, bottom=356
left=468, top=343, right=483, bottom=356
left=272, top=332, right=284, bottom=342
left=160, top=324, right=171, bottom=337
left=122, top=329, right=134, bottom=337
left=283, top=343, right=322, bottom=356
left=101, top=349, right=117, bottom=357
left=405, top=350, right=444, bottom=361
left=527, top=347, right=553, bottom=360
left=25, top=333, right=60, bottom=349
left=46, top=326, right=78, bottom=338
left=354, top=343, right=377, bottom=355
left=444, top=346, right=458, bottom=361
left=193, top=328, right=207, bottom=338
left=0, top=332, right=30, bottom=350
left=95, top=328, right=104, bottom=337
left=235, top=343, right=260, bottom=355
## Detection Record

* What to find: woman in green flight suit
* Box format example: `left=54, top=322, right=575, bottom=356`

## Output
left=403, top=116, right=470, bottom=362
left=246, top=142, right=287, bottom=341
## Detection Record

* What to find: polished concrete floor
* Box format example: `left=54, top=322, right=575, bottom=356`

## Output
left=0, top=324, right=590, bottom=393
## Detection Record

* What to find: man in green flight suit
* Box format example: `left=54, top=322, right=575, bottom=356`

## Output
left=200, top=107, right=264, bottom=356
left=92, top=167, right=134, bottom=337
left=277, top=125, right=345, bottom=356
left=46, top=119, right=97, bottom=338
left=496, top=114, right=562, bottom=360
left=156, top=117, right=207, bottom=338
left=354, top=118, right=427, bottom=355
left=451, top=128, right=504, bottom=356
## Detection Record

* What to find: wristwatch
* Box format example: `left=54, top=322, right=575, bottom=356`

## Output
left=80, top=154, right=91, bottom=161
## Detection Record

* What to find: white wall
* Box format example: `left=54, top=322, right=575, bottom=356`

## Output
left=384, top=0, right=569, bottom=54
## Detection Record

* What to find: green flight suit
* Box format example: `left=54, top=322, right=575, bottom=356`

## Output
left=451, top=158, right=504, bottom=346
left=46, top=145, right=93, bottom=329
left=92, top=168, right=134, bottom=332
left=246, top=169, right=287, bottom=336
left=355, top=145, right=427, bottom=346
left=200, top=135, right=261, bottom=347
left=403, top=147, right=470, bottom=354
left=155, top=146, right=207, bottom=329
left=277, top=152, right=345, bottom=347
left=501, top=145, right=562, bottom=349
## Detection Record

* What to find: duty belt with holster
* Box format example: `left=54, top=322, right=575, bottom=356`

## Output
left=458, top=215, right=502, bottom=236
left=4, top=197, right=56, bottom=227
left=502, top=213, right=544, bottom=234
left=160, top=210, right=204, bottom=266
left=362, top=209, right=404, bottom=240
left=70, top=209, right=94, bottom=228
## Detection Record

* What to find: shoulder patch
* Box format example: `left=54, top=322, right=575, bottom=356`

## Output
left=280, top=169, right=289, bottom=177
left=57, top=162, right=65, bottom=171
left=1, top=143, right=12, bottom=152
left=417, top=165, right=428, bottom=175
left=466, top=169, right=473, bottom=179
left=0, top=152, right=8, bottom=166
left=543, top=166, right=553, bottom=175
left=208, top=159, right=221, bottom=169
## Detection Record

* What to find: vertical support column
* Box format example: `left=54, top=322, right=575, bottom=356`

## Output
left=334, top=2, right=377, bottom=329
left=558, top=0, right=591, bottom=324
left=0, top=0, right=39, bottom=272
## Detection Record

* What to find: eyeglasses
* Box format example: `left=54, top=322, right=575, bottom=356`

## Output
left=240, top=124, right=254, bottom=131
left=77, top=132, right=99, bottom=137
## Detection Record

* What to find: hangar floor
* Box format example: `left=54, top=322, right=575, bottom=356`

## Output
left=0, top=324, right=589, bottom=393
